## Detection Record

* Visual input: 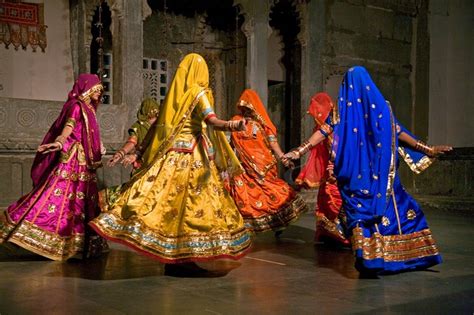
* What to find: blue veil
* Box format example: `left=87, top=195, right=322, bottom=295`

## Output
left=332, top=66, right=398, bottom=229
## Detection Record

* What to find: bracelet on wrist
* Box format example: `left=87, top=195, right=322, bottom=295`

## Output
left=116, top=149, right=126, bottom=159
left=54, top=135, right=66, bottom=145
left=54, top=141, right=63, bottom=150
left=415, top=140, right=434, bottom=155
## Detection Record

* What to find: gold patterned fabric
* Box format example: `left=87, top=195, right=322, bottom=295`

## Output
left=91, top=55, right=252, bottom=262
left=397, top=147, right=434, bottom=174
left=0, top=213, right=105, bottom=261
left=352, top=227, right=440, bottom=262
left=91, top=147, right=251, bottom=263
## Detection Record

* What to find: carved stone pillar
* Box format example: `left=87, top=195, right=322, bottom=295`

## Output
left=296, top=0, right=326, bottom=142
left=110, top=0, right=145, bottom=125
left=238, top=0, right=270, bottom=106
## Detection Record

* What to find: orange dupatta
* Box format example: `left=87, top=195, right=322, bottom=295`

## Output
left=231, top=89, right=277, bottom=177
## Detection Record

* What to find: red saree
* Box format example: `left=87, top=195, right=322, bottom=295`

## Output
left=296, top=92, right=348, bottom=245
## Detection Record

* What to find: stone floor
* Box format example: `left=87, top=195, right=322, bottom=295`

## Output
left=0, top=207, right=473, bottom=314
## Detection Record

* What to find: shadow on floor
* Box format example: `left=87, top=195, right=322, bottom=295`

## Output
left=249, top=224, right=359, bottom=279
left=1, top=243, right=241, bottom=280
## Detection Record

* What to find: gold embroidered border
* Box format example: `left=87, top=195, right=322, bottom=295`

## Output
left=53, top=168, right=96, bottom=182
left=244, top=194, right=308, bottom=232
left=0, top=216, right=84, bottom=261
left=237, top=99, right=268, bottom=129
left=398, top=147, right=434, bottom=174
left=386, top=105, right=397, bottom=198
left=90, top=213, right=252, bottom=260
left=65, top=117, right=76, bottom=128
left=316, top=213, right=348, bottom=242
left=59, top=142, right=87, bottom=165
left=351, top=227, right=440, bottom=262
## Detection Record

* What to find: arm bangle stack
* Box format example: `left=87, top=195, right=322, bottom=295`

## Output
left=296, top=140, right=313, bottom=156
left=225, top=120, right=241, bottom=131
left=415, top=140, right=434, bottom=155
left=116, top=149, right=126, bottom=159
left=54, top=135, right=66, bottom=150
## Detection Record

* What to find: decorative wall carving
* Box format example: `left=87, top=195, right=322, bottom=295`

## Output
left=0, top=1, right=47, bottom=52
left=0, top=97, right=127, bottom=150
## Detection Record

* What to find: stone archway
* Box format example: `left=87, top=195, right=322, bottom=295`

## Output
left=269, top=0, right=303, bottom=151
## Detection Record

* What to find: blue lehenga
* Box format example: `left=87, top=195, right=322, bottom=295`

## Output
left=331, top=66, right=441, bottom=273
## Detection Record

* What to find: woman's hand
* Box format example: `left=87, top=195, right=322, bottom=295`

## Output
left=121, top=153, right=138, bottom=167
left=107, top=152, right=124, bottom=167
left=229, top=119, right=246, bottom=132
left=279, top=155, right=294, bottom=168
left=430, top=145, right=453, bottom=157
left=37, top=142, right=62, bottom=154
left=283, top=150, right=300, bottom=161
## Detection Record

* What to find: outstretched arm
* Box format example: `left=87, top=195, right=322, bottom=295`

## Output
left=206, top=116, right=246, bottom=132
left=398, top=131, right=452, bottom=157
left=107, top=136, right=138, bottom=167
left=37, top=125, right=74, bottom=154
left=282, top=130, right=326, bottom=162
left=268, top=137, right=293, bottom=168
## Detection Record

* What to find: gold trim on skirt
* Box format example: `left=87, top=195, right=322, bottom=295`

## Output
left=91, top=148, right=252, bottom=263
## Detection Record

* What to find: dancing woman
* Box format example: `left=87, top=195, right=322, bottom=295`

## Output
left=227, top=89, right=307, bottom=233
left=90, top=53, right=252, bottom=263
left=0, top=74, right=107, bottom=260
left=101, top=98, right=160, bottom=210
left=295, top=92, right=348, bottom=245
left=285, top=66, right=451, bottom=274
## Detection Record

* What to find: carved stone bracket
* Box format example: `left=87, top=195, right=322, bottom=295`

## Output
left=295, top=1, right=307, bottom=47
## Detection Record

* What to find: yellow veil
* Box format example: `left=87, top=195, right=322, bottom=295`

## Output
left=136, top=53, right=243, bottom=177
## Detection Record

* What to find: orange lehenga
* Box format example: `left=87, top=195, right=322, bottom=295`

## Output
left=228, top=89, right=308, bottom=233
left=296, top=92, right=349, bottom=245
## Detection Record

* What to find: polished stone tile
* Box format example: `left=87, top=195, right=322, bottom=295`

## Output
left=0, top=209, right=473, bottom=314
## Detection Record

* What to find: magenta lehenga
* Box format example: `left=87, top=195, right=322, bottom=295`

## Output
left=0, top=74, right=108, bottom=261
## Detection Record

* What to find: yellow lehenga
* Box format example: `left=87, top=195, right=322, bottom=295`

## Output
left=90, top=53, right=252, bottom=263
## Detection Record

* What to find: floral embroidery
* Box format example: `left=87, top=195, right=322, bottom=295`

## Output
left=179, top=160, right=189, bottom=169
left=192, top=160, right=203, bottom=170
left=48, top=204, right=56, bottom=213
left=407, top=209, right=416, bottom=220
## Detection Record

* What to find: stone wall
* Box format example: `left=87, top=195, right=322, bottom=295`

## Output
left=428, top=0, right=474, bottom=147
left=321, top=0, right=418, bottom=128
left=143, top=10, right=246, bottom=120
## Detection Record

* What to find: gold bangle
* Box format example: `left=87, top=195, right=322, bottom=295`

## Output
left=226, top=120, right=241, bottom=131
left=415, top=140, right=434, bottom=155
left=54, top=141, right=63, bottom=150
left=116, top=150, right=126, bottom=158
left=55, top=135, right=66, bottom=145
left=296, top=141, right=313, bottom=156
